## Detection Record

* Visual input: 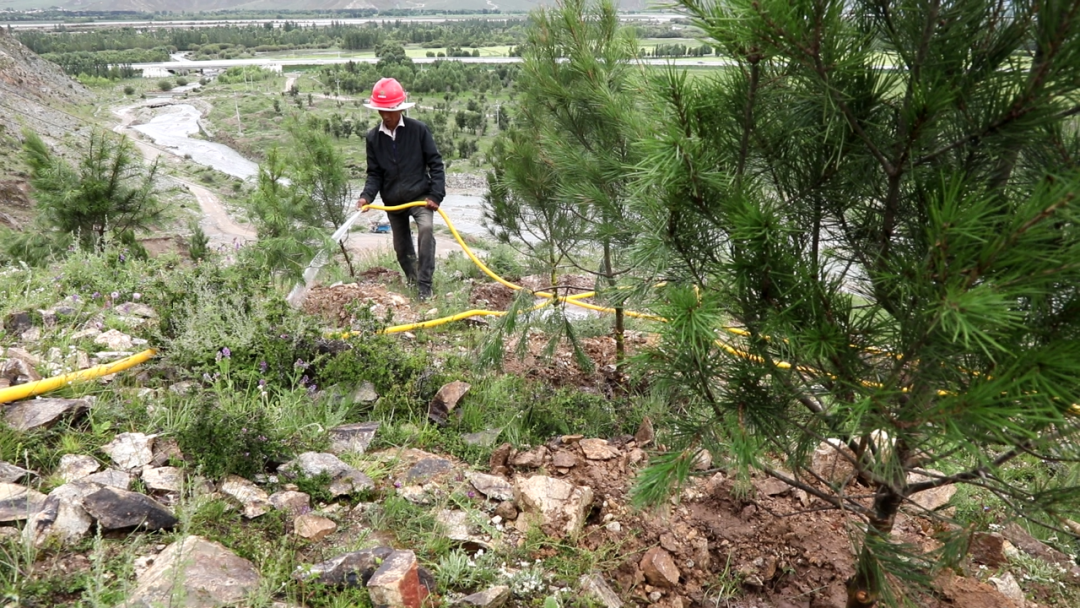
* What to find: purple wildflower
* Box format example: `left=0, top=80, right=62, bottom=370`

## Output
left=259, top=360, right=268, bottom=373
left=221, top=347, right=231, bottom=359
left=294, top=358, right=306, bottom=369
left=110, top=291, right=119, bottom=300
left=92, top=292, right=101, bottom=299
left=258, top=378, right=266, bottom=388
left=132, top=292, right=141, bottom=301
left=118, top=253, right=126, bottom=262
left=70, top=294, right=79, bottom=302
left=307, top=384, right=317, bottom=395
left=299, top=375, right=309, bottom=386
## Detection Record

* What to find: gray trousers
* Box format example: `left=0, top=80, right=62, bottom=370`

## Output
left=387, top=206, right=435, bottom=290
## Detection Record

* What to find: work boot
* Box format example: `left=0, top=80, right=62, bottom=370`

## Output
left=418, top=285, right=433, bottom=302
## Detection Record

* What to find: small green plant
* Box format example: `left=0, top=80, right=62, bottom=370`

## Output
left=123, top=85, right=135, bottom=95
left=187, top=221, right=210, bottom=262
left=158, top=79, right=173, bottom=91
left=176, top=77, right=188, bottom=87
left=177, top=397, right=282, bottom=479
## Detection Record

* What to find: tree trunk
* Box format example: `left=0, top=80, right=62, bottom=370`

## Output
left=602, top=238, right=625, bottom=365
left=846, top=485, right=904, bottom=608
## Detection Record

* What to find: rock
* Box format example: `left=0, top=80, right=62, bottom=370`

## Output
left=640, top=547, right=680, bottom=588
left=579, top=573, right=622, bottom=608
left=4, top=311, right=33, bottom=335
left=970, top=532, right=1007, bottom=567
left=936, top=570, right=1020, bottom=608
left=168, top=381, right=196, bottom=395
left=94, top=329, right=134, bottom=350
left=329, top=421, right=380, bottom=455
left=0, top=482, right=47, bottom=522
left=495, top=500, right=518, bottom=521
left=295, top=514, right=337, bottom=541
left=428, top=380, right=471, bottom=425
left=514, top=475, right=593, bottom=538
left=811, top=439, right=855, bottom=485
left=0, top=461, right=33, bottom=483
left=351, top=381, right=379, bottom=403
left=397, top=485, right=432, bottom=504
left=221, top=475, right=271, bottom=518
left=905, top=470, right=957, bottom=511
left=367, top=550, right=430, bottom=608
left=82, top=468, right=132, bottom=490
left=755, top=477, right=791, bottom=497
left=690, top=449, right=712, bottom=471
left=628, top=448, right=647, bottom=466
left=466, top=471, right=514, bottom=501
left=3, top=398, right=89, bottom=431
left=294, top=546, right=394, bottom=586
left=277, top=452, right=374, bottom=496
left=456, top=585, right=510, bottom=608
left=82, top=486, right=177, bottom=530
left=118, top=303, right=158, bottom=318
left=21, top=327, right=41, bottom=341
left=404, top=457, right=454, bottom=484
left=634, top=417, right=655, bottom=447
left=489, top=443, right=513, bottom=471
left=462, top=429, right=503, bottom=447
left=118, top=536, right=260, bottom=608
left=987, top=572, right=1025, bottom=607
left=510, top=446, right=548, bottom=468
left=141, top=466, right=184, bottom=493
left=57, top=454, right=100, bottom=482
left=23, top=483, right=95, bottom=547
left=1002, top=522, right=1080, bottom=582
left=551, top=450, right=578, bottom=469
left=436, top=509, right=478, bottom=544
left=101, top=432, right=156, bottom=471
left=150, top=437, right=184, bottom=467
left=579, top=438, right=619, bottom=460
left=1, top=354, right=40, bottom=384
left=269, top=490, right=311, bottom=516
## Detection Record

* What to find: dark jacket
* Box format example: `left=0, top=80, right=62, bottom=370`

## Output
left=359, top=117, right=446, bottom=206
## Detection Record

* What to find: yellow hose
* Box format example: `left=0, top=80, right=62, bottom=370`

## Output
left=0, top=348, right=157, bottom=405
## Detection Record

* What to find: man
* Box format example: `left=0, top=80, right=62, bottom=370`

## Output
left=356, top=77, right=445, bottom=301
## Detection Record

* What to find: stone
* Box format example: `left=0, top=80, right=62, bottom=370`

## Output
left=755, top=477, right=791, bottom=497
left=436, top=509, right=473, bottom=541
left=489, top=443, right=513, bottom=471
left=690, top=449, right=712, bottom=471
left=23, top=484, right=95, bottom=547
left=101, top=432, right=156, bottom=471
left=1, top=355, right=40, bottom=384
left=57, top=454, right=100, bottom=482
left=510, top=446, right=548, bottom=468
left=118, top=303, right=158, bottom=319
left=277, top=452, right=374, bottom=496
left=640, top=547, right=680, bottom=588
left=1002, top=522, right=1080, bottom=582
left=987, top=572, right=1025, bottom=607
left=428, top=380, right=471, bottom=425
left=82, top=468, right=132, bottom=490
left=21, top=327, right=41, bottom=342
left=404, top=457, right=454, bottom=484
left=970, top=532, right=1007, bottom=567
left=0, top=461, right=33, bottom=483
left=4, top=311, right=33, bottom=335
left=397, top=485, right=432, bottom=504
left=168, top=381, right=196, bottom=395
left=466, top=471, right=514, bottom=501
left=352, top=381, right=379, bottom=403
left=329, top=421, right=380, bottom=455
left=94, top=329, right=134, bottom=350
left=150, top=437, right=184, bottom=467
left=905, top=470, right=957, bottom=511
left=634, top=417, right=655, bottom=447
left=118, top=536, right=260, bottom=608
left=221, top=475, right=271, bottom=519
left=495, top=500, right=518, bottom=521
left=367, top=550, right=430, bottom=608
left=269, top=490, right=311, bottom=516
left=0, top=482, right=47, bottom=522
left=82, top=486, right=177, bottom=530
left=294, top=546, right=394, bottom=586
left=552, top=450, right=578, bottom=469
left=580, top=574, right=622, bottom=608
left=462, top=429, right=503, bottom=447
left=3, top=398, right=89, bottom=431
left=456, top=585, right=510, bottom=608
left=141, top=466, right=184, bottom=493
left=811, top=439, right=856, bottom=484
left=514, top=475, right=594, bottom=538
left=295, top=514, right=337, bottom=541
left=580, top=438, right=619, bottom=460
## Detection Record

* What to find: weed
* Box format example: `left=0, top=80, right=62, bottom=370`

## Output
left=177, top=398, right=283, bottom=479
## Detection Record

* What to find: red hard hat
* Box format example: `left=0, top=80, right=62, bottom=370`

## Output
left=365, top=77, right=414, bottom=111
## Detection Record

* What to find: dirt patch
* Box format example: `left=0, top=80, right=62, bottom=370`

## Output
left=303, top=282, right=420, bottom=328
left=470, top=282, right=517, bottom=310
left=139, top=235, right=187, bottom=258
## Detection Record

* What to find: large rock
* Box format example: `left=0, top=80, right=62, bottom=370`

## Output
left=101, top=433, right=156, bottom=471
left=0, top=461, right=33, bottom=483
left=0, top=482, right=47, bottom=522
left=1, top=354, right=40, bottom=385
left=141, top=466, right=184, bottom=493
left=640, top=547, right=680, bottom=588
left=269, top=490, right=311, bottom=517
left=119, top=536, right=260, bottom=608
left=328, top=422, right=380, bottom=456
left=82, top=486, right=177, bottom=530
left=1002, top=522, right=1080, bottom=582
left=57, top=454, right=100, bottom=482
left=455, top=585, right=510, bottom=608
left=428, top=380, right=471, bottom=425
left=294, top=546, right=394, bottom=586
left=94, top=329, right=134, bottom=351
left=3, top=398, right=90, bottom=431
left=905, top=470, right=957, bottom=512
left=579, top=438, right=618, bottom=461
left=987, top=572, right=1026, bottom=608
left=367, top=550, right=430, bottom=608
left=810, top=439, right=855, bottom=485
left=514, top=475, right=593, bottom=538
left=82, top=468, right=132, bottom=490
left=278, top=452, right=374, bottom=496
left=351, top=381, right=379, bottom=404
left=221, top=475, right=271, bottom=519
left=23, top=482, right=96, bottom=547
left=579, top=574, right=623, bottom=608
left=295, top=514, right=337, bottom=541
left=970, top=532, right=1008, bottom=567
left=466, top=471, right=514, bottom=502
left=404, top=458, right=454, bottom=484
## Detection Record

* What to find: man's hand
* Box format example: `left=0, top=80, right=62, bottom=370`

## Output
left=357, top=197, right=370, bottom=212
left=425, top=198, right=440, bottom=211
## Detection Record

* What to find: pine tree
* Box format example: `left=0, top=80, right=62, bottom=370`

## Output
left=634, top=0, right=1080, bottom=605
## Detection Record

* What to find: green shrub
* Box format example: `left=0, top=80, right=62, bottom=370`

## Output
left=175, top=77, right=188, bottom=87
left=158, top=79, right=173, bottom=91
left=123, top=85, right=135, bottom=95
left=177, top=399, right=283, bottom=479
